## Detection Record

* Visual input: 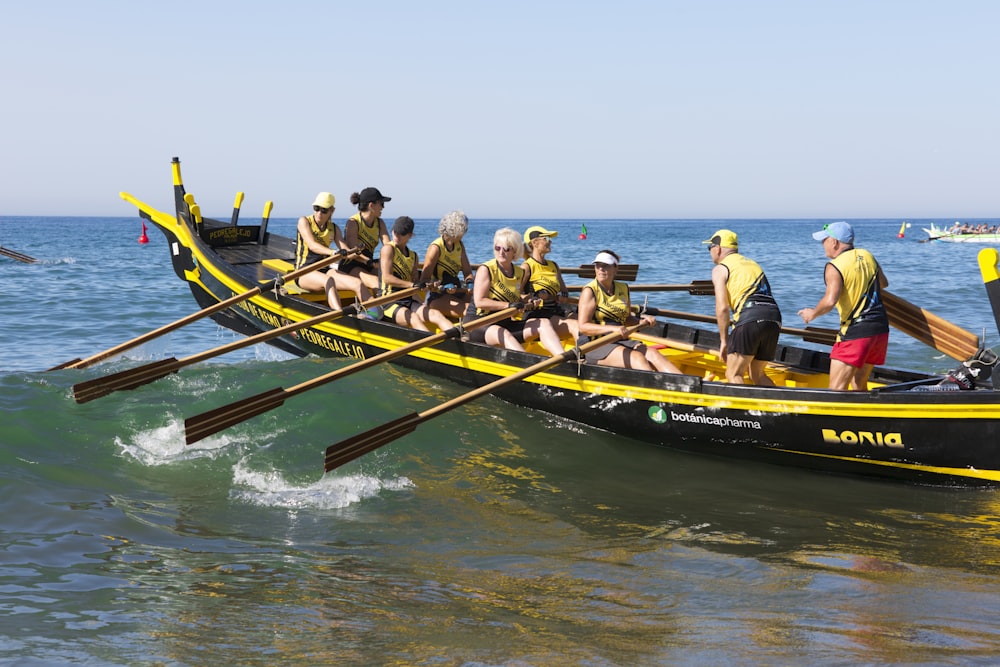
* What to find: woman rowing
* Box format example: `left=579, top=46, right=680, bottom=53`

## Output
left=466, top=227, right=565, bottom=356
left=341, top=187, right=392, bottom=292
left=576, top=249, right=681, bottom=373
left=521, top=225, right=578, bottom=340
left=420, top=210, right=475, bottom=324
left=378, top=216, right=452, bottom=331
left=294, top=192, right=373, bottom=311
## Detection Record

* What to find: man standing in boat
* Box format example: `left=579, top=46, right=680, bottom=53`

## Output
left=703, top=229, right=781, bottom=385
left=798, top=221, right=889, bottom=391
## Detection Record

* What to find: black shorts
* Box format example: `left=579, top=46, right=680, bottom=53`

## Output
left=729, top=320, right=780, bottom=360
left=467, top=317, right=526, bottom=344
left=338, top=257, right=375, bottom=274
left=582, top=338, right=645, bottom=363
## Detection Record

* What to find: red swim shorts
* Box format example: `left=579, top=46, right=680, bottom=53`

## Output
left=831, top=332, right=889, bottom=368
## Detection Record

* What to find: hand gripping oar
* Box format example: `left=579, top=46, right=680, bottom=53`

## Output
left=882, top=290, right=980, bottom=362
left=49, top=249, right=361, bottom=371
left=566, top=281, right=715, bottom=295
left=184, top=306, right=524, bottom=445
left=322, top=324, right=642, bottom=473
left=70, top=285, right=424, bottom=403
left=638, top=306, right=840, bottom=346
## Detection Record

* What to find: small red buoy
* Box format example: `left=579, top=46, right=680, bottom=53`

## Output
left=139, top=221, right=149, bottom=244
left=578, top=233, right=587, bottom=240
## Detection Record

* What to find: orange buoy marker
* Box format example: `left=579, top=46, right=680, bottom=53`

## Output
left=897, top=221, right=910, bottom=239
left=138, top=221, right=149, bottom=244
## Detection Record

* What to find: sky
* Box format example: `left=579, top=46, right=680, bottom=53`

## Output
left=2, top=1, right=998, bottom=219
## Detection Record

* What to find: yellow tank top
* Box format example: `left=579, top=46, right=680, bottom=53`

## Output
left=295, top=215, right=340, bottom=268
left=380, top=242, right=417, bottom=296
left=523, top=257, right=561, bottom=297
left=476, top=259, right=525, bottom=317
left=429, top=237, right=465, bottom=284
left=829, top=248, right=888, bottom=339
left=585, top=279, right=631, bottom=326
left=719, top=253, right=780, bottom=325
left=347, top=213, right=382, bottom=260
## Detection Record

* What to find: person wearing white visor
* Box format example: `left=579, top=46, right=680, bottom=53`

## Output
left=576, top=249, right=681, bottom=373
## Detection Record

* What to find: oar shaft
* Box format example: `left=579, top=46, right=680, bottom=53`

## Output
left=70, top=287, right=425, bottom=402
left=0, top=246, right=39, bottom=263
left=51, top=251, right=359, bottom=371
left=641, top=306, right=838, bottom=346
left=283, top=307, right=520, bottom=399
left=184, top=306, right=522, bottom=445
left=323, top=325, right=641, bottom=472
left=566, top=281, right=713, bottom=294
left=179, top=285, right=421, bottom=367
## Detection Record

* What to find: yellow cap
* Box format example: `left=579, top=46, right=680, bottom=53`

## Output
left=524, top=225, right=558, bottom=245
left=312, top=192, right=336, bottom=208
left=703, top=229, right=738, bottom=249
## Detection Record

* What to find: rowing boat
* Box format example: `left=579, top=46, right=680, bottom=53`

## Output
left=106, top=158, right=1000, bottom=486
left=923, top=223, right=1000, bottom=244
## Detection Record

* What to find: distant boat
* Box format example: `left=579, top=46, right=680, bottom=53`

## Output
left=923, top=223, right=1000, bottom=243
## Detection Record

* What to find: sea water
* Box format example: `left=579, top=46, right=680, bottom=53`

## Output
left=2, top=215, right=1000, bottom=665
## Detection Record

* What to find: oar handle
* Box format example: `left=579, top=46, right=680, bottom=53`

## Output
left=639, top=306, right=838, bottom=346
left=275, top=248, right=362, bottom=286
left=416, top=324, right=641, bottom=422
left=566, top=281, right=713, bottom=294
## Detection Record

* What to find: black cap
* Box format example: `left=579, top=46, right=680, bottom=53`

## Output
left=392, top=216, right=414, bottom=236
left=360, top=187, right=391, bottom=206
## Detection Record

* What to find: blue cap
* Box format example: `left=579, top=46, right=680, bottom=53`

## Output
left=812, top=221, right=855, bottom=244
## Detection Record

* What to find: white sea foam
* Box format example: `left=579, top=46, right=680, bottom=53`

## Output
left=230, top=460, right=413, bottom=510
left=115, top=417, right=233, bottom=466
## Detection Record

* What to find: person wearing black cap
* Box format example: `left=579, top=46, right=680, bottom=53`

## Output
left=703, top=229, right=782, bottom=385
left=378, top=216, right=452, bottom=332
left=798, top=221, right=890, bottom=391
left=341, top=187, right=392, bottom=290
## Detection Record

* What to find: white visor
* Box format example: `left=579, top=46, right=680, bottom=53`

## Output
left=593, top=252, right=618, bottom=266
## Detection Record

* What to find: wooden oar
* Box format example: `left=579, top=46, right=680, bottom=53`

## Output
left=0, top=245, right=39, bottom=264
left=48, top=249, right=361, bottom=371
left=882, top=290, right=980, bottom=361
left=71, top=286, right=424, bottom=403
left=322, top=324, right=641, bottom=473
left=630, top=331, right=719, bottom=356
left=561, top=264, right=639, bottom=281
left=639, top=306, right=839, bottom=346
left=184, top=306, right=524, bottom=445
left=566, top=281, right=714, bottom=295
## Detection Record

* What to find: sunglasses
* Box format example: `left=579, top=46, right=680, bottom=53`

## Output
left=707, top=244, right=719, bottom=252
left=494, top=245, right=514, bottom=253
left=313, top=206, right=332, bottom=214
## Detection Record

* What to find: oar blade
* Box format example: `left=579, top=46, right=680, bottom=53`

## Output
left=184, top=387, right=287, bottom=445
left=72, top=357, right=182, bottom=403
left=324, top=412, right=422, bottom=472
